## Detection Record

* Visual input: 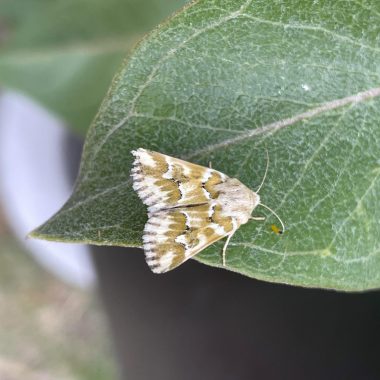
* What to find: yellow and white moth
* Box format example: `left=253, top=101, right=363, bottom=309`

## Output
left=131, top=148, right=284, bottom=274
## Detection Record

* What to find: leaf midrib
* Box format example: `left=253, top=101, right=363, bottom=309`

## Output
left=186, top=87, right=380, bottom=159
left=51, top=86, right=380, bottom=221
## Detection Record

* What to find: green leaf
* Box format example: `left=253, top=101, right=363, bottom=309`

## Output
left=31, top=0, right=380, bottom=291
left=0, top=0, right=187, bottom=134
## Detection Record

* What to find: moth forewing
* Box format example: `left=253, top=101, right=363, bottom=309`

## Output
left=143, top=205, right=232, bottom=273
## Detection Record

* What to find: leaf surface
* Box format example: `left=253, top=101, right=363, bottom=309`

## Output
left=31, top=0, right=380, bottom=290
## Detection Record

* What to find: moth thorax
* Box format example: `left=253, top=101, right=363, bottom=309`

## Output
left=215, top=178, right=260, bottom=225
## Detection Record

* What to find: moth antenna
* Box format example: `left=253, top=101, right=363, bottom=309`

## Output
left=258, top=203, right=285, bottom=233
left=255, top=149, right=269, bottom=193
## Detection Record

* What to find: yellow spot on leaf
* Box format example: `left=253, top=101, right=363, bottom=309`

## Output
left=321, top=248, right=332, bottom=258
left=271, top=224, right=283, bottom=235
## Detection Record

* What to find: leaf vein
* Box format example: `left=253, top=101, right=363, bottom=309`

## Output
left=241, top=14, right=380, bottom=53
left=89, top=0, right=254, bottom=163
left=327, top=170, right=380, bottom=249
left=131, top=113, right=244, bottom=133
left=185, top=86, right=380, bottom=159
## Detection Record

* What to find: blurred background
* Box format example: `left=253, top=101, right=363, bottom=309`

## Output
left=0, top=204, right=117, bottom=380
left=0, top=1, right=186, bottom=379
left=1, top=1, right=380, bottom=380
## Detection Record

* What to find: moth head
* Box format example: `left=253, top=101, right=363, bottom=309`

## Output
left=252, top=191, right=260, bottom=209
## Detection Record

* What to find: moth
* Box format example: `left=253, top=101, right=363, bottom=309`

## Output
left=131, top=148, right=284, bottom=273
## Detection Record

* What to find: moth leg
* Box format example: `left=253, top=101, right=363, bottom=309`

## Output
left=250, top=216, right=265, bottom=221
left=222, top=229, right=237, bottom=266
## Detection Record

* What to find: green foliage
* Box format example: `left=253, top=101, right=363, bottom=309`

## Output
left=0, top=0, right=187, bottom=134
left=31, top=0, right=380, bottom=290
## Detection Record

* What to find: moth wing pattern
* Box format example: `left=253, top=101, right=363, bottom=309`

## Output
left=144, top=204, right=235, bottom=273
left=131, top=148, right=227, bottom=213
left=130, top=148, right=260, bottom=273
